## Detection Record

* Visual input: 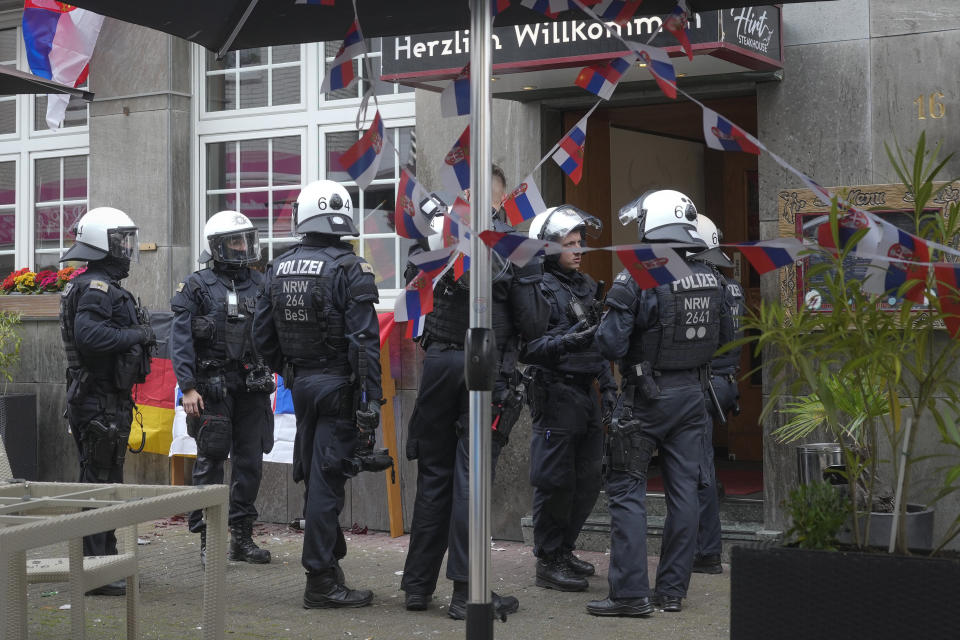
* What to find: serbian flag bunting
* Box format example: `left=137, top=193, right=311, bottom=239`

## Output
left=552, top=109, right=595, bottom=184
left=453, top=252, right=470, bottom=281
left=410, top=247, right=456, bottom=279
left=320, top=20, right=365, bottom=93
left=520, top=0, right=563, bottom=18
left=703, top=107, right=763, bottom=155
left=935, top=264, right=960, bottom=339
left=861, top=221, right=930, bottom=304
left=592, top=0, right=645, bottom=26
left=440, top=64, right=470, bottom=117
left=735, top=238, right=804, bottom=275
left=480, top=230, right=553, bottom=267
left=575, top=53, right=636, bottom=101
left=502, top=174, right=548, bottom=225
left=815, top=207, right=881, bottom=258
left=664, top=1, right=694, bottom=61
left=395, top=169, right=435, bottom=239
left=616, top=245, right=692, bottom=289
left=441, top=126, right=471, bottom=195
left=22, top=1, right=104, bottom=129
left=339, top=111, right=384, bottom=190
left=626, top=42, right=677, bottom=99
left=395, top=270, right=434, bottom=338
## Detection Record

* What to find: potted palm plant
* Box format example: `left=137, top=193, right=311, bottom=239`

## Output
left=729, top=134, right=960, bottom=638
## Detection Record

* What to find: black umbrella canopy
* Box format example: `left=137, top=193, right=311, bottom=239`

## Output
left=67, top=0, right=827, bottom=53
left=0, top=66, right=94, bottom=99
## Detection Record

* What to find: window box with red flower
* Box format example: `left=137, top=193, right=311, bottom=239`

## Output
left=0, top=266, right=85, bottom=318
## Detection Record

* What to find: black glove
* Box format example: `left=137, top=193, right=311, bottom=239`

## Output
left=136, top=324, right=156, bottom=347
left=355, top=401, right=381, bottom=453
left=559, top=323, right=597, bottom=353
left=601, top=388, right=617, bottom=425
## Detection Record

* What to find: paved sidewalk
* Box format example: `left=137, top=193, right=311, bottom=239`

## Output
left=27, top=518, right=730, bottom=639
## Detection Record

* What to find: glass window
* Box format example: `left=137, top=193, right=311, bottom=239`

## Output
left=0, top=28, right=17, bottom=136
left=0, top=160, right=14, bottom=275
left=324, top=126, right=414, bottom=290
left=205, top=46, right=302, bottom=113
left=204, top=136, right=302, bottom=261
left=33, top=155, right=88, bottom=271
left=34, top=90, right=89, bottom=131
left=322, top=38, right=413, bottom=103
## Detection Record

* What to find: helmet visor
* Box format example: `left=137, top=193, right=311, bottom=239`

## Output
left=539, top=205, right=602, bottom=244
left=212, top=229, right=260, bottom=265
left=107, top=227, right=139, bottom=262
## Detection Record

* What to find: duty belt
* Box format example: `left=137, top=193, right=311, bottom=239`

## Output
left=543, top=371, right=597, bottom=389
left=293, top=364, right=351, bottom=377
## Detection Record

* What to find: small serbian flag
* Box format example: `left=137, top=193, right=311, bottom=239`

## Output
left=321, top=20, right=365, bottom=93
left=735, top=238, right=803, bottom=275
left=521, top=0, right=563, bottom=18
left=410, top=247, right=456, bottom=279
left=664, top=1, right=694, bottom=61
left=443, top=197, right=472, bottom=248
left=627, top=42, right=677, bottom=100
left=703, top=107, right=763, bottom=155
left=395, top=169, right=435, bottom=239
left=552, top=113, right=591, bottom=184
left=480, top=230, right=552, bottom=267
left=441, top=126, right=471, bottom=195
left=935, top=264, right=960, bottom=338
left=453, top=252, right=470, bottom=281
left=441, top=64, right=470, bottom=117
left=339, top=111, right=384, bottom=190
left=815, top=207, right=881, bottom=258
left=395, top=270, right=434, bottom=338
left=615, top=245, right=692, bottom=290
left=502, top=175, right=547, bottom=225
left=591, top=0, right=644, bottom=26
left=862, top=222, right=930, bottom=304
left=575, top=53, right=636, bottom=101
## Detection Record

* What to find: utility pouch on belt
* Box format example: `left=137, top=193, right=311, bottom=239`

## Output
left=197, top=375, right=226, bottom=402
left=194, top=414, right=232, bottom=459
left=633, top=361, right=661, bottom=402
left=114, top=344, right=147, bottom=390
left=607, top=418, right=654, bottom=479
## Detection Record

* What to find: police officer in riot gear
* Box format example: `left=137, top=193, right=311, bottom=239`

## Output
left=253, top=179, right=382, bottom=609
left=521, top=205, right=616, bottom=592
left=60, top=207, right=154, bottom=596
left=171, top=211, right=274, bottom=567
left=401, top=166, right=549, bottom=619
left=589, top=190, right=733, bottom=617
left=689, top=214, right=744, bottom=575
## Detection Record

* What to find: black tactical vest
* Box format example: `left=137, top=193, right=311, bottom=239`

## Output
left=627, top=261, right=724, bottom=371
left=269, top=243, right=351, bottom=369
left=711, top=275, right=745, bottom=373
left=184, top=268, right=263, bottom=368
left=541, top=268, right=607, bottom=377
left=422, top=267, right=514, bottom=348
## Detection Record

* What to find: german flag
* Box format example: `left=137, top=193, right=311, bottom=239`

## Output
left=128, top=312, right=176, bottom=455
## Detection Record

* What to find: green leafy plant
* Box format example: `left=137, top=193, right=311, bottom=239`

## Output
left=0, top=311, right=22, bottom=394
left=784, top=480, right=848, bottom=550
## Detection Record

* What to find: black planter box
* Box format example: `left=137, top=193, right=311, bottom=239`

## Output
left=731, top=545, right=960, bottom=640
left=0, top=393, right=38, bottom=480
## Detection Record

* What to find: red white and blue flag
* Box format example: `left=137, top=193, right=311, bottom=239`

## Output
left=615, top=245, right=692, bottom=289
left=627, top=42, right=677, bottom=99
left=703, top=107, right=763, bottom=155
left=664, top=1, right=694, bottom=61
left=22, top=1, right=104, bottom=129
left=552, top=108, right=595, bottom=184
left=395, top=169, right=435, bottom=240
left=441, top=126, right=471, bottom=195
left=480, top=230, right=553, bottom=267
left=592, top=0, right=645, bottom=26
left=575, top=53, right=636, bottom=101
left=395, top=269, right=434, bottom=338
left=296, top=0, right=336, bottom=5
left=861, top=222, right=930, bottom=304
left=735, top=238, right=803, bottom=275
left=815, top=207, right=881, bottom=258
left=934, top=263, right=960, bottom=339
left=493, top=0, right=512, bottom=17
left=339, top=110, right=384, bottom=190
left=321, top=20, right=365, bottom=93
left=410, top=247, right=457, bottom=279
left=440, top=64, right=470, bottom=117
left=520, top=0, right=564, bottom=18
left=502, top=175, right=547, bottom=225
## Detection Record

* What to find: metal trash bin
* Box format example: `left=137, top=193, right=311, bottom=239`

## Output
left=796, top=442, right=842, bottom=484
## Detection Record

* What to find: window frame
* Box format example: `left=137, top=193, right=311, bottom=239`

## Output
left=29, top=148, right=89, bottom=270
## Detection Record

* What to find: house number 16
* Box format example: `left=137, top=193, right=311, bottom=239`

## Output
left=915, top=92, right=946, bottom=120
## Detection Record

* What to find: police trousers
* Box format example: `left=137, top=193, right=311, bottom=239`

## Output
left=529, top=379, right=603, bottom=558
left=289, top=373, right=356, bottom=573
left=697, top=374, right=739, bottom=558
left=401, top=344, right=507, bottom=595
left=67, top=389, right=133, bottom=557
left=607, top=375, right=708, bottom=600
left=188, top=387, right=273, bottom=533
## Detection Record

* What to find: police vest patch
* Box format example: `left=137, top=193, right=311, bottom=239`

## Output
left=275, top=258, right=324, bottom=276
left=176, top=282, right=185, bottom=293
left=359, top=262, right=375, bottom=275
left=62, top=282, right=73, bottom=297
left=89, top=280, right=109, bottom=293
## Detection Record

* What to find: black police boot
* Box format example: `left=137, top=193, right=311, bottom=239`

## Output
left=405, top=591, right=432, bottom=611
left=447, top=581, right=520, bottom=621
left=692, top=553, right=723, bottom=574
left=536, top=551, right=589, bottom=592
left=85, top=579, right=127, bottom=597
left=562, top=550, right=595, bottom=577
left=199, top=529, right=207, bottom=568
left=653, top=593, right=683, bottom=612
left=586, top=595, right=654, bottom=617
left=303, top=569, right=373, bottom=609
left=228, top=518, right=271, bottom=564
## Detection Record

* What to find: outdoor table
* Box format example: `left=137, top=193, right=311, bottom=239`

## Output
left=0, top=481, right=228, bottom=640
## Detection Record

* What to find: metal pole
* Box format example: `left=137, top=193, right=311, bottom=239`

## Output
left=467, top=0, right=493, bottom=638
